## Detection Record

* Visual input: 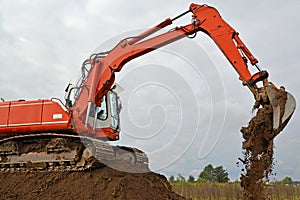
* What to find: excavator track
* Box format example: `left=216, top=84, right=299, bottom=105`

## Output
left=0, top=133, right=149, bottom=173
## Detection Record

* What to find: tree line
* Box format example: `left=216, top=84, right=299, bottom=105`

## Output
left=169, top=164, right=297, bottom=185
left=169, top=164, right=229, bottom=183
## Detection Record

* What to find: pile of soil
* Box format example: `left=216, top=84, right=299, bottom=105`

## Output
left=0, top=166, right=186, bottom=200
left=240, top=87, right=288, bottom=200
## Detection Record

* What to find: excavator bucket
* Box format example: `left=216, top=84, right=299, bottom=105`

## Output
left=266, top=85, right=296, bottom=136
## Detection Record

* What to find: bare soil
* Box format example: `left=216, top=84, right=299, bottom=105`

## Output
left=0, top=166, right=186, bottom=200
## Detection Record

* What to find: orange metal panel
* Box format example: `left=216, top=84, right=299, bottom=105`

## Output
left=8, top=100, right=43, bottom=126
left=0, top=123, right=73, bottom=134
left=0, top=102, right=10, bottom=127
left=41, top=100, right=70, bottom=125
left=0, top=99, right=73, bottom=135
left=95, top=127, right=119, bottom=141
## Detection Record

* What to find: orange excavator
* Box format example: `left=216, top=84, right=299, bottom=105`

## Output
left=0, top=3, right=296, bottom=171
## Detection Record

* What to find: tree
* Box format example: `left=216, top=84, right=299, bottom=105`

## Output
left=188, top=175, right=195, bottom=183
left=198, top=164, right=229, bottom=183
left=214, top=166, right=229, bottom=183
left=169, top=175, right=175, bottom=183
left=280, top=177, right=293, bottom=185
left=198, top=164, right=214, bottom=182
left=176, top=174, right=186, bottom=182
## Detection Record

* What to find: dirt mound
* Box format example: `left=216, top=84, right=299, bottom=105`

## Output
left=0, top=166, right=186, bottom=200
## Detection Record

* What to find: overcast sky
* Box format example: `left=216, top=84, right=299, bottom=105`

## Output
left=0, top=0, right=299, bottom=181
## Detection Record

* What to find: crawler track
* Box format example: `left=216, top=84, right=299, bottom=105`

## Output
left=0, top=133, right=148, bottom=172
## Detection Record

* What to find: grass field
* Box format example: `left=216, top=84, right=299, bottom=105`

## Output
left=171, top=182, right=300, bottom=200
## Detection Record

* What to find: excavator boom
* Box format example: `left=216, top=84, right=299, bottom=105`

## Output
left=79, top=3, right=295, bottom=136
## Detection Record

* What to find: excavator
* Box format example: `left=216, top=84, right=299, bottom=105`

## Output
left=0, top=3, right=296, bottom=172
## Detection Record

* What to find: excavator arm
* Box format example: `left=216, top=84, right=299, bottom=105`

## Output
left=91, top=4, right=266, bottom=98
left=73, top=3, right=295, bottom=138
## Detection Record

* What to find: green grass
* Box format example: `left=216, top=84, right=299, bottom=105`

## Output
left=171, top=182, right=300, bottom=200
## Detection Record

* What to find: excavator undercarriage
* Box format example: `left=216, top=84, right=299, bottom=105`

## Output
left=0, top=134, right=149, bottom=172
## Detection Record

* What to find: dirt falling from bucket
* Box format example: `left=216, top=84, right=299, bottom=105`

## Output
left=239, top=88, right=289, bottom=199
left=239, top=103, right=275, bottom=199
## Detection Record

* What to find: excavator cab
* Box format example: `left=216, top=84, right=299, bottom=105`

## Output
left=64, top=83, right=122, bottom=140
left=89, top=90, right=121, bottom=132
